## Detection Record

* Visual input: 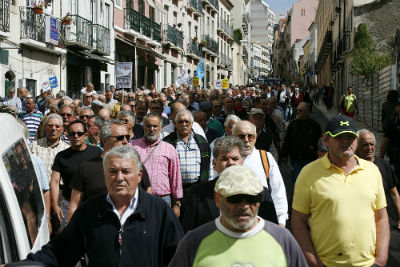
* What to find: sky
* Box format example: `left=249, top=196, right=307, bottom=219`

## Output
left=263, top=0, right=297, bottom=20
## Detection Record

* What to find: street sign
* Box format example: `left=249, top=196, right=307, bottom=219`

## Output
left=115, top=62, right=133, bottom=89
left=193, top=76, right=199, bottom=87
left=215, top=79, right=222, bottom=89
left=222, top=79, right=229, bottom=89
left=45, top=16, right=59, bottom=45
left=49, top=76, right=58, bottom=89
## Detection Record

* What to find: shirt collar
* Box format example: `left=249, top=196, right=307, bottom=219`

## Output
left=106, top=188, right=139, bottom=225
left=321, top=153, right=364, bottom=172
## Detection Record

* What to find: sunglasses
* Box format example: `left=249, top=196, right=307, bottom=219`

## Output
left=79, top=115, right=90, bottom=119
left=226, top=194, right=262, bottom=204
left=68, top=131, right=86, bottom=137
left=111, top=135, right=130, bottom=141
left=238, top=134, right=255, bottom=141
left=61, top=113, right=73, bottom=117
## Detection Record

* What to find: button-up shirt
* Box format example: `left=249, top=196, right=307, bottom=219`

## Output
left=106, top=189, right=138, bottom=226
left=176, top=133, right=201, bottom=184
left=20, top=110, right=43, bottom=141
left=131, top=137, right=182, bottom=199
left=30, top=138, right=70, bottom=182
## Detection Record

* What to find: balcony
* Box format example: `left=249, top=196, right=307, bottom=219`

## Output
left=163, top=25, right=183, bottom=49
left=125, top=8, right=161, bottom=43
left=219, top=53, right=232, bottom=69
left=20, top=7, right=65, bottom=54
left=315, top=30, right=332, bottom=74
left=64, top=15, right=93, bottom=49
left=201, top=34, right=218, bottom=55
left=92, top=24, right=110, bottom=55
left=187, top=39, right=202, bottom=58
left=202, top=0, right=218, bottom=13
left=187, top=0, right=202, bottom=16
left=0, top=0, right=10, bottom=36
left=218, top=19, right=233, bottom=39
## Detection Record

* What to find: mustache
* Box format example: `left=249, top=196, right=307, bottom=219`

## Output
left=180, top=126, right=189, bottom=131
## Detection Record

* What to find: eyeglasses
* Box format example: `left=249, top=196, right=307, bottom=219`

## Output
left=238, top=134, right=255, bottom=141
left=68, top=131, right=86, bottom=137
left=47, top=124, right=62, bottom=129
left=61, top=113, right=73, bottom=117
left=84, top=95, right=92, bottom=98
left=79, top=115, right=90, bottom=119
left=226, top=194, right=262, bottom=204
left=111, top=135, right=130, bottom=141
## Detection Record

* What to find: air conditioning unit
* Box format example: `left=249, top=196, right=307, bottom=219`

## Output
left=64, top=21, right=77, bottom=44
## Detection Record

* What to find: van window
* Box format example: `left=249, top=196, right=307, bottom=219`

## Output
left=2, top=139, right=44, bottom=247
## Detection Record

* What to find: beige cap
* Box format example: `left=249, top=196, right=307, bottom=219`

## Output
left=215, top=165, right=263, bottom=197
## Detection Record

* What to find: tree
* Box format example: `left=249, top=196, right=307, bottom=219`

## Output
left=351, top=24, right=391, bottom=79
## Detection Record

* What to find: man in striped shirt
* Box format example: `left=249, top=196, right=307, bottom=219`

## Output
left=19, top=97, right=43, bottom=142
left=1, top=87, right=22, bottom=114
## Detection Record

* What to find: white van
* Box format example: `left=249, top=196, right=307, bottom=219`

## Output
left=0, top=113, right=49, bottom=264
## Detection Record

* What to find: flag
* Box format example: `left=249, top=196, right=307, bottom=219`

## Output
left=196, top=57, right=204, bottom=80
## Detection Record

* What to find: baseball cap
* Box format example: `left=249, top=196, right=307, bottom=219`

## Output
left=325, top=114, right=358, bottom=137
left=249, top=108, right=265, bottom=117
left=215, top=165, right=263, bottom=197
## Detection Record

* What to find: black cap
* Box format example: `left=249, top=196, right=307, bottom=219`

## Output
left=325, top=114, right=358, bottom=137
left=199, top=101, right=213, bottom=111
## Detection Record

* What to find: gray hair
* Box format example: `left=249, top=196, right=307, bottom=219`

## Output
left=45, top=113, right=63, bottom=127
left=118, top=110, right=136, bottom=123
left=143, top=112, right=163, bottom=127
left=89, top=115, right=104, bottom=128
left=49, top=103, right=59, bottom=113
left=175, top=109, right=194, bottom=123
left=224, top=114, right=241, bottom=127
left=8, top=87, right=15, bottom=93
left=100, top=119, right=125, bottom=139
left=213, top=136, right=246, bottom=159
left=357, top=129, right=376, bottom=144
left=103, top=146, right=142, bottom=174
left=80, top=107, right=94, bottom=115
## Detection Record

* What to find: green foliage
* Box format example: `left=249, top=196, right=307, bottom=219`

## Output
left=233, top=29, right=242, bottom=44
left=351, top=23, right=391, bottom=79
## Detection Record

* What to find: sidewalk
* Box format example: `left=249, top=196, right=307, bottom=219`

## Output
left=313, top=102, right=384, bottom=149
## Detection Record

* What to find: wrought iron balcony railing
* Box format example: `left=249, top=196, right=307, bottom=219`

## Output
left=20, top=7, right=62, bottom=46
left=202, top=34, right=218, bottom=53
left=188, top=39, right=202, bottom=57
left=219, top=19, right=233, bottom=37
left=92, top=24, right=110, bottom=55
left=64, top=14, right=93, bottom=49
left=125, top=8, right=161, bottom=42
left=187, top=0, right=202, bottom=14
left=164, top=25, right=183, bottom=48
left=0, top=0, right=9, bottom=33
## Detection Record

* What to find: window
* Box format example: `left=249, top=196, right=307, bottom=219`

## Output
left=2, top=140, right=44, bottom=247
left=173, top=12, right=177, bottom=26
left=91, top=0, right=97, bottom=24
left=301, top=8, right=305, bottom=16
left=115, top=0, right=122, bottom=9
left=194, top=26, right=198, bottom=38
left=149, top=7, right=155, bottom=20
left=188, top=21, right=192, bottom=39
left=164, top=63, right=167, bottom=87
left=104, top=4, right=110, bottom=28
left=70, top=0, right=78, bottom=14
left=139, top=0, right=145, bottom=14
left=171, top=65, right=175, bottom=84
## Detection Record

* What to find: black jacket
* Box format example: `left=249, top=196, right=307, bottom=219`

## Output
left=27, top=188, right=184, bottom=267
left=181, top=178, right=278, bottom=232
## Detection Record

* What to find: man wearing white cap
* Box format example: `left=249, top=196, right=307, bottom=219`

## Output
left=169, top=165, right=307, bottom=267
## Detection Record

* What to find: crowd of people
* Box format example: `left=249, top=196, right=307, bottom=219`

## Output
left=0, top=81, right=399, bottom=267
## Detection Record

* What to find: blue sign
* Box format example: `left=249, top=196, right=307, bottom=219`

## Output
left=45, top=16, right=59, bottom=45
left=49, top=76, right=58, bottom=89
left=50, top=17, right=59, bottom=42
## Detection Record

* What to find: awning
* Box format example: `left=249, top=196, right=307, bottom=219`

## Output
left=79, top=50, right=116, bottom=65
left=147, top=0, right=155, bottom=8
left=136, top=43, right=166, bottom=60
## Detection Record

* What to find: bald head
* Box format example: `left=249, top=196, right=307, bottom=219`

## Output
left=194, top=111, right=208, bottom=130
left=98, top=108, right=111, bottom=120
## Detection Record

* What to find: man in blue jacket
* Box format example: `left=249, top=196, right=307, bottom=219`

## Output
left=26, top=145, right=184, bottom=267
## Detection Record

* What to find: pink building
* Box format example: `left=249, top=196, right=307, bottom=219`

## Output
left=288, top=0, right=319, bottom=48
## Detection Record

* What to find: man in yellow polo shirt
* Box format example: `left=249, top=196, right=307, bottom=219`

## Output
left=292, top=114, right=390, bottom=267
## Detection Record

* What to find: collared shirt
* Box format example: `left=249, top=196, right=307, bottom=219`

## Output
left=1, top=96, right=22, bottom=113
left=244, top=148, right=288, bottom=225
left=131, top=137, right=183, bottom=198
left=292, top=154, right=386, bottom=267
left=31, top=138, right=70, bottom=182
left=106, top=189, right=138, bottom=226
left=161, top=121, right=206, bottom=139
left=19, top=110, right=44, bottom=141
left=176, top=133, right=201, bottom=184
